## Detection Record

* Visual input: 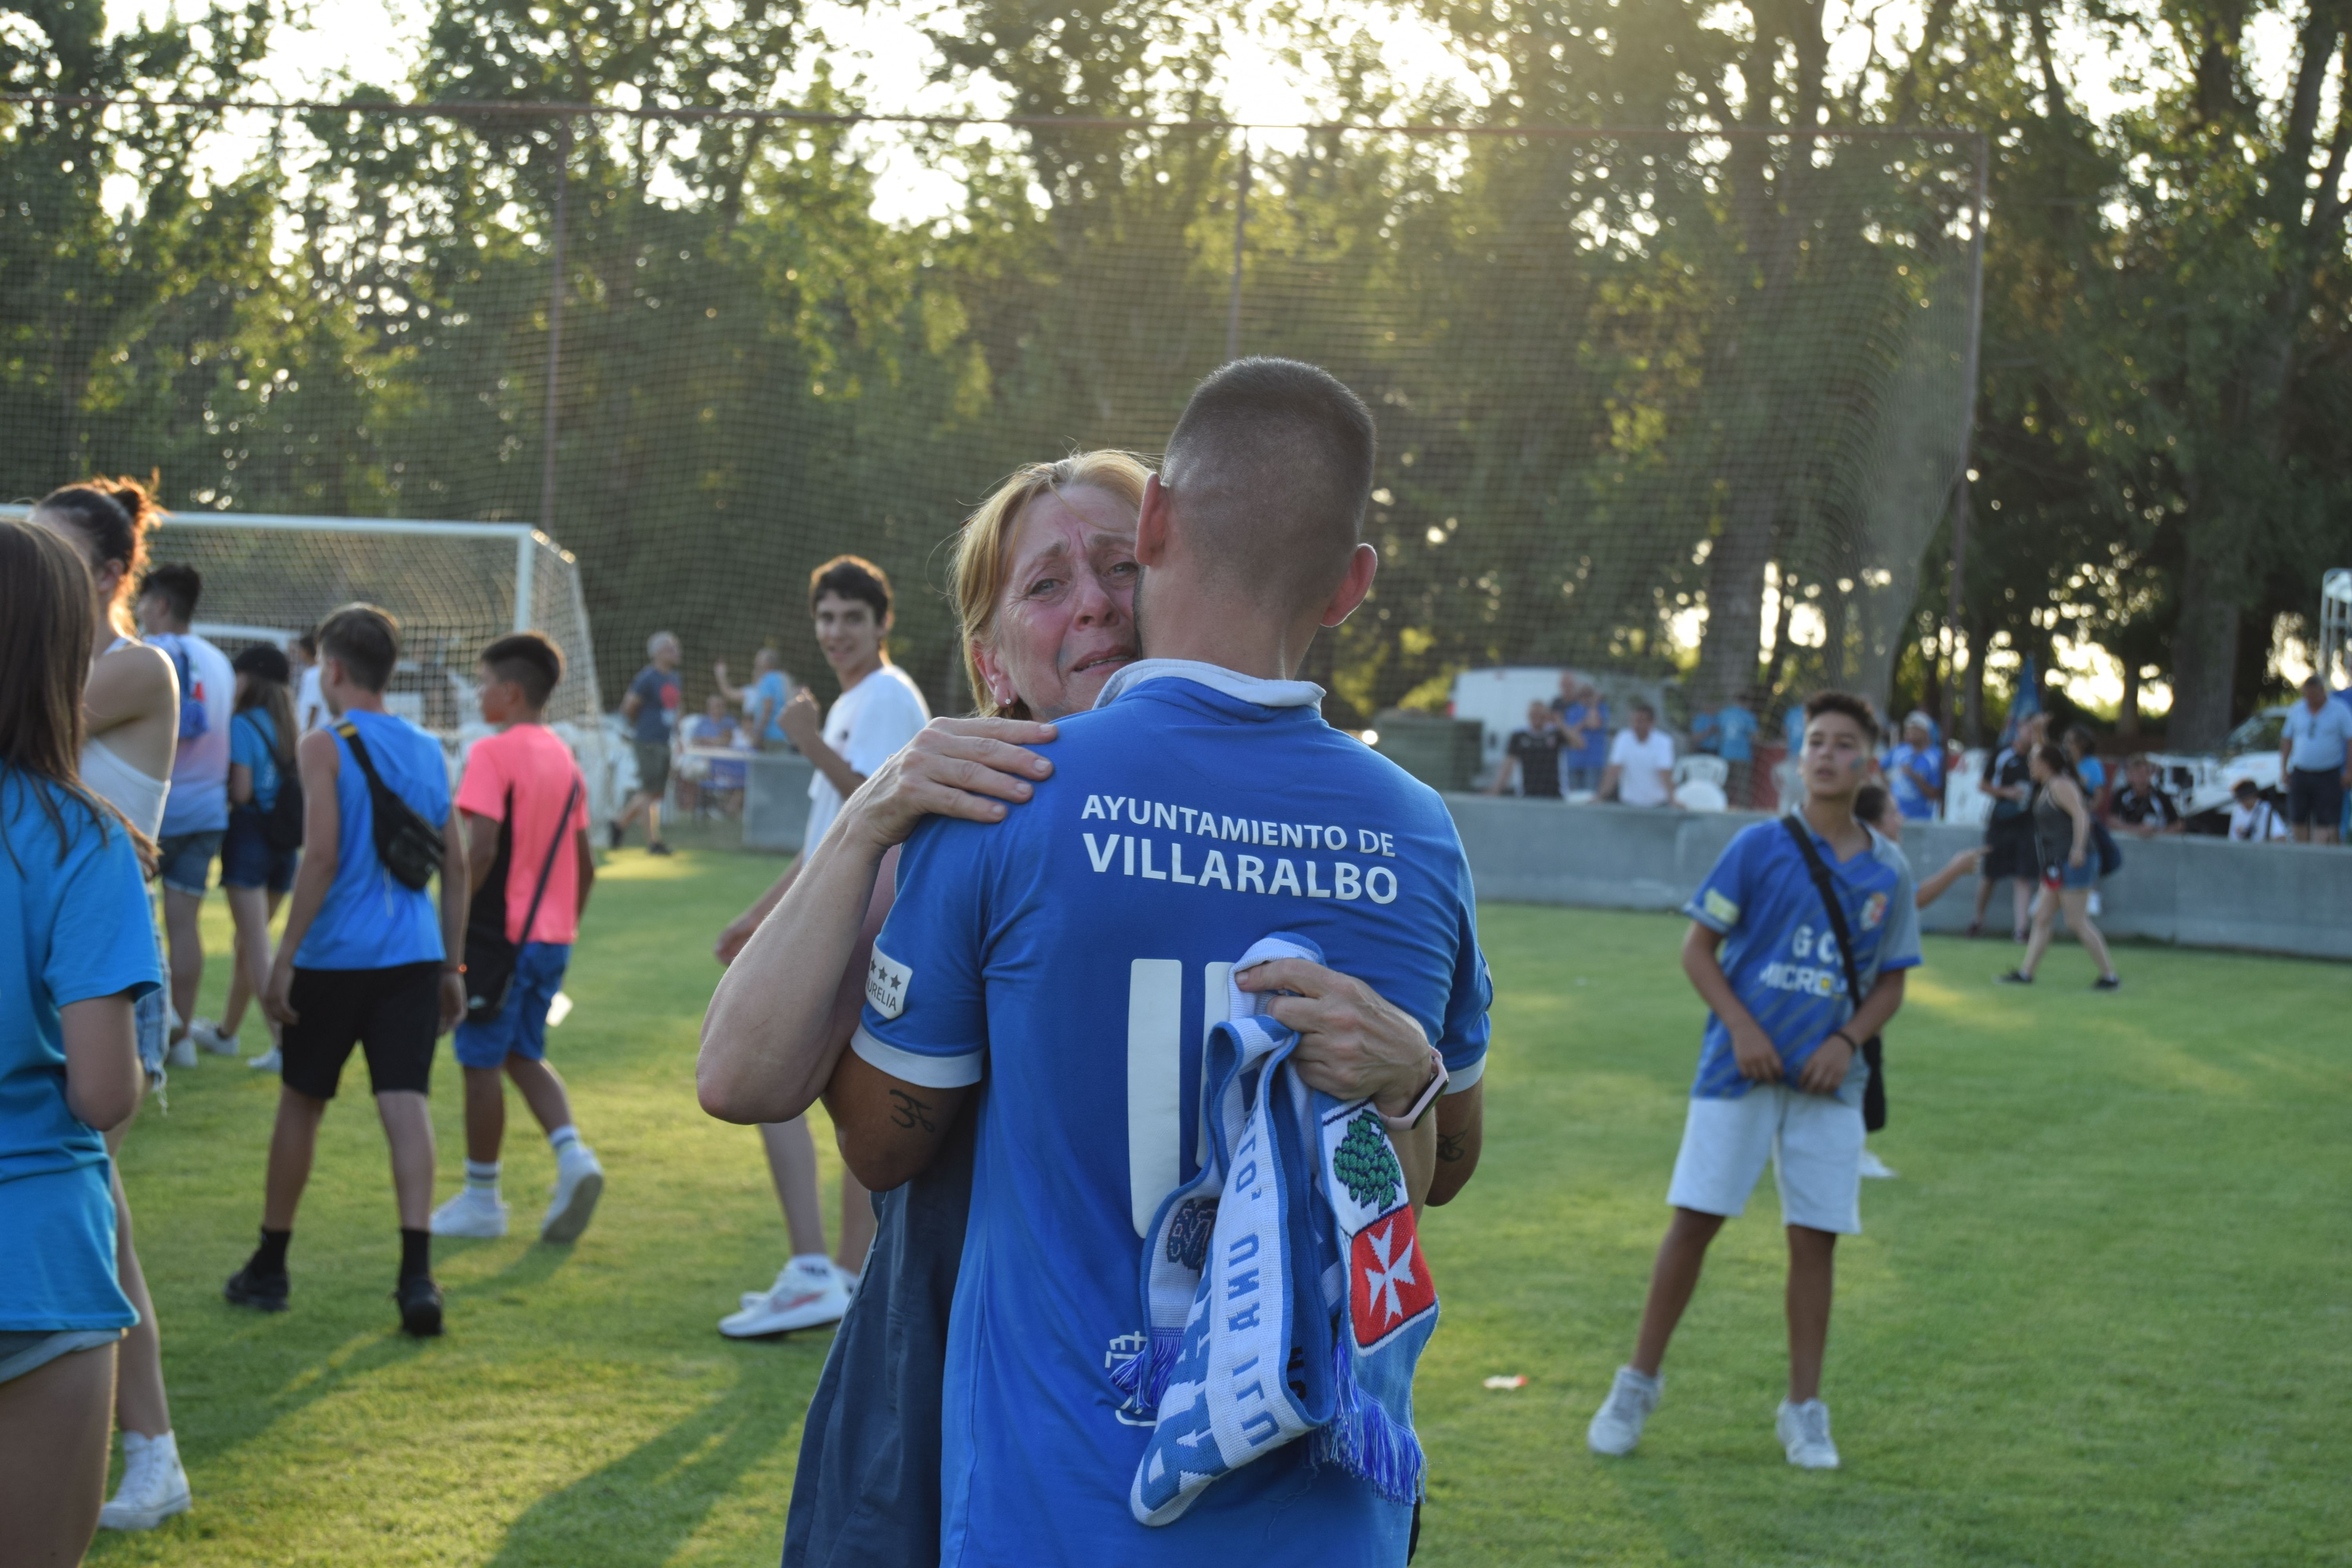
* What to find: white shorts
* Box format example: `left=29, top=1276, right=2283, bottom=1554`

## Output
left=1666, top=1085, right=1864, bottom=1235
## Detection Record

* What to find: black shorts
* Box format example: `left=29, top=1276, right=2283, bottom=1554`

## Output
left=281, top=962, right=442, bottom=1100
left=2286, top=767, right=2345, bottom=828
left=1982, top=814, right=2036, bottom=879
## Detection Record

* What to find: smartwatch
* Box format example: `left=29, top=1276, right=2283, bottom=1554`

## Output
left=1380, top=1048, right=1450, bottom=1134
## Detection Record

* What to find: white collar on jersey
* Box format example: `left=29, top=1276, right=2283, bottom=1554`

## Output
left=1094, top=658, right=1325, bottom=711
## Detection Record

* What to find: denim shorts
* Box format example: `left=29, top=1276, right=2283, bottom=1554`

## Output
left=220, top=811, right=299, bottom=893
left=2040, top=857, right=2096, bottom=891
left=155, top=829, right=224, bottom=896
left=453, top=942, right=572, bottom=1069
left=0, top=1328, right=124, bottom=1385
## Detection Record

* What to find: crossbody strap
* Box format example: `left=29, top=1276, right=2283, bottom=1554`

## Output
left=1779, top=814, right=1865, bottom=1026
left=336, top=719, right=398, bottom=811
left=513, top=779, right=581, bottom=944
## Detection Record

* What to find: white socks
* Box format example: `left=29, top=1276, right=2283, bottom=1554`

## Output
left=548, top=1125, right=583, bottom=1157
left=465, top=1160, right=501, bottom=1196
left=124, top=1429, right=180, bottom=1465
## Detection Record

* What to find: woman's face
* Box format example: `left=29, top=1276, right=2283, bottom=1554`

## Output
left=973, top=485, right=1140, bottom=722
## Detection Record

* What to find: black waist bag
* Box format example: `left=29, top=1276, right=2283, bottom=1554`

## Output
left=465, top=779, right=577, bottom=1025
left=1780, top=814, right=1888, bottom=1133
left=337, top=720, right=444, bottom=891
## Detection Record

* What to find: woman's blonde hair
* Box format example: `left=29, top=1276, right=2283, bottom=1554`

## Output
left=949, top=450, right=1152, bottom=719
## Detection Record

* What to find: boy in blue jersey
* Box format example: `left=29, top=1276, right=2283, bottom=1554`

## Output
left=226, top=605, right=469, bottom=1338
left=819, top=359, right=1489, bottom=1566
left=1588, top=691, right=1919, bottom=1470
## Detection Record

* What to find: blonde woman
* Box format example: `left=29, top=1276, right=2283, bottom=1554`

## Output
left=700, top=451, right=1475, bottom=1565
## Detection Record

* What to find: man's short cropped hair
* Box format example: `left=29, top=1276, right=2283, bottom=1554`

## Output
left=316, top=603, right=401, bottom=693
left=2232, top=778, right=2260, bottom=799
left=294, top=631, right=318, bottom=658
left=809, top=555, right=892, bottom=621
left=481, top=631, right=564, bottom=709
left=1631, top=700, right=1656, bottom=720
left=1802, top=689, right=1879, bottom=743
left=2305, top=674, right=2326, bottom=691
left=1161, top=356, right=1376, bottom=614
left=139, top=562, right=202, bottom=622
left=647, top=630, right=679, bottom=659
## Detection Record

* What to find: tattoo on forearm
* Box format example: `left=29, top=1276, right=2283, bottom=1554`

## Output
left=1437, top=1131, right=1468, bottom=1163
left=888, top=1089, right=935, bottom=1133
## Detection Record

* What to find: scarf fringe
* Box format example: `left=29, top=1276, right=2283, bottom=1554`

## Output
left=1109, top=1327, right=1184, bottom=1409
left=1311, top=1332, right=1426, bottom=1505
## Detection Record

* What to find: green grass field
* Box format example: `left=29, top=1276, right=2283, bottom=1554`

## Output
left=89, top=850, right=2348, bottom=1566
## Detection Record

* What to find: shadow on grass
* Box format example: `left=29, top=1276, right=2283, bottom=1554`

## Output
left=483, top=1367, right=801, bottom=1568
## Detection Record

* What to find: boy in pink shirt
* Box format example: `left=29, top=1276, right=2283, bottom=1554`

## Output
left=431, top=633, right=604, bottom=1242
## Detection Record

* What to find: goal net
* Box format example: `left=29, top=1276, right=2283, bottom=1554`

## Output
left=0, top=101, right=1981, bottom=757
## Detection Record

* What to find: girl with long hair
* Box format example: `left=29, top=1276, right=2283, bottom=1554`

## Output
left=27, top=478, right=198, bottom=1531
left=0, top=518, right=158, bottom=1560
left=2000, top=741, right=2121, bottom=989
left=206, top=642, right=303, bottom=1073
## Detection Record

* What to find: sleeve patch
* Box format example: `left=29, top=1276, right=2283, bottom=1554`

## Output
left=1703, top=889, right=1740, bottom=925
left=866, top=945, right=913, bottom=1019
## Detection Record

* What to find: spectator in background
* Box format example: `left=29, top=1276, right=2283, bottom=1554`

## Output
left=1717, top=689, right=1760, bottom=807
left=1555, top=673, right=1609, bottom=792
left=2000, top=741, right=2120, bottom=990
left=2064, top=727, right=2109, bottom=816
left=1602, top=701, right=1677, bottom=808
left=1884, top=712, right=1944, bottom=822
left=196, top=644, right=302, bottom=1076
left=2279, top=675, right=2352, bottom=845
left=137, top=563, right=237, bottom=1068
left=1487, top=699, right=1567, bottom=799
left=2228, top=779, right=2290, bottom=843
left=292, top=632, right=329, bottom=733
left=611, top=631, right=681, bottom=856
left=679, top=694, right=748, bottom=818
left=2109, top=755, right=2185, bottom=837
left=715, top=647, right=796, bottom=753
left=1971, top=715, right=2043, bottom=942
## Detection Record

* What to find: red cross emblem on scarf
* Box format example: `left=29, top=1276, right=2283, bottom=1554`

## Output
left=1349, top=1207, right=1436, bottom=1350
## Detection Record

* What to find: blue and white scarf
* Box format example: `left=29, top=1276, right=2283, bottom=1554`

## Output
left=1114, top=935, right=1438, bottom=1526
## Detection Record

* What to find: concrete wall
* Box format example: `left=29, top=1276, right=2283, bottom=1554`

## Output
left=742, top=753, right=817, bottom=852
left=1445, top=796, right=2352, bottom=963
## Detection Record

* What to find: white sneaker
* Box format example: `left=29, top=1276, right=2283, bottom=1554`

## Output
left=99, top=1430, right=192, bottom=1531
left=1857, top=1148, right=1898, bottom=1180
left=1587, top=1366, right=1662, bottom=1455
left=719, top=1259, right=849, bottom=1338
left=541, top=1146, right=605, bottom=1243
left=1776, top=1397, right=1840, bottom=1469
left=247, top=1047, right=282, bottom=1073
left=429, top=1186, right=509, bottom=1239
left=190, top=1018, right=240, bottom=1056
left=835, top=1261, right=863, bottom=1302
left=166, top=1035, right=197, bottom=1069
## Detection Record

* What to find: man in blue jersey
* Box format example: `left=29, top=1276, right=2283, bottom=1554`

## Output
left=819, top=359, right=1490, bottom=1566
left=225, top=604, right=470, bottom=1337
left=1587, top=690, right=1919, bottom=1471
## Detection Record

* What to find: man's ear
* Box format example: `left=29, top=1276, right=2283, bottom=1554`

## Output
left=968, top=636, right=1017, bottom=709
left=1136, top=474, right=1173, bottom=568
left=1318, top=543, right=1379, bottom=629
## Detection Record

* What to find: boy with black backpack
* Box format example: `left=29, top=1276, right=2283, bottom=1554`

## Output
left=226, top=604, right=468, bottom=1337
left=428, top=632, right=604, bottom=1244
left=1586, top=691, right=1920, bottom=1470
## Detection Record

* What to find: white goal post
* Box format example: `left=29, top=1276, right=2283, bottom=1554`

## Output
left=5, top=505, right=620, bottom=820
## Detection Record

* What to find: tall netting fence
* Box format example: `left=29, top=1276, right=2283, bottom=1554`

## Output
left=0, top=98, right=1982, bottom=751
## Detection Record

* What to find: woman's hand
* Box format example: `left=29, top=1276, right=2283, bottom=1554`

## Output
left=2069, top=846, right=2086, bottom=869
left=840, top=717, right=1061, bottom=851
left=1236, top=957, right=1433, bottom=1115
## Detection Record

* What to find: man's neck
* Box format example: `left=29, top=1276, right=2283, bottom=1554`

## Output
left=1801, top=793, right=1864, bottom=846
left=1137, top=578, right=1320, bottom=682
left=338, top=691, right=388, bottom=715
left=832, top=653, right=885, bottom=691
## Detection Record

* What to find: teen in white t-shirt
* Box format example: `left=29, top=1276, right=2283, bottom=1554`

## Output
left=800, top=662, right=929, bottom=850
left=1605, top=703, right=1679, bottom=808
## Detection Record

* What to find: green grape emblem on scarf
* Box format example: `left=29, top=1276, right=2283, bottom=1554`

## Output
left=1334, top=1111, right=1402, bottom=1211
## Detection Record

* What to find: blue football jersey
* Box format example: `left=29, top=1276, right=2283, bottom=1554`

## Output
left=1682, top=818, right=1921, bottom=1100
left=854, top=662, right=1491, bottom=1568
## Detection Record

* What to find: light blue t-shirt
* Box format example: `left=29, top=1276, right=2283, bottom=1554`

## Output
left=753, top=670, right=792, bottom=746
left=1683, top=818, right=1921, bottom=1101
left=2283, top=699, right=2352, bottom=771
left=1716, top=704, right=1759, bottom=763
left=855, top=662, right=1491, bottom=1568
left=230, top=708, right=284, bottom=814
left=298, top=710, right=450, bottom=971
left=1885, top=742, right=1943, bottom=820
left=2077, top=755, right=2107, bottom=795
left=0, top=770, right=157, bottom=1331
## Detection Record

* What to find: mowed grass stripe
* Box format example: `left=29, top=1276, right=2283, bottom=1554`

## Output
left=87, top=854, right=2348, bottom=1565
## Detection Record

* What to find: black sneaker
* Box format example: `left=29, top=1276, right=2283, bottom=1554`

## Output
left=646, top=840, right=674, bottom=857
left=1996, top=969, right=2033, bottom=985
left=2092, top=974, right=2122, bottom=991
left=224, top=1262, right=290, bottom=1313
left=395, top=1274, right=444, bottom=1338
left=606, top=820, right=624, bottom=851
